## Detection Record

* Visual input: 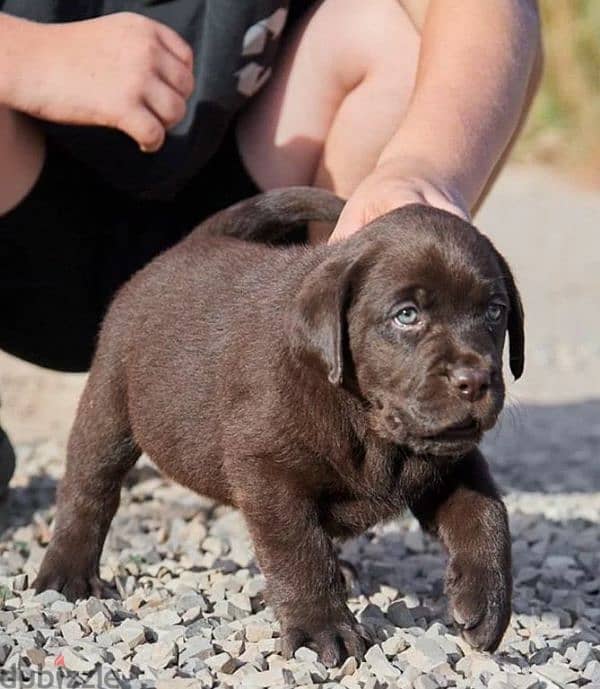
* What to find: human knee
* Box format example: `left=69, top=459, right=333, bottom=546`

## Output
left=0, top=106, right=45, bottom=215
left=0, top=105, right=15, bottom=144
left=307, top=0, right=420, bottom=90
left=529, top=34, right=544, bottom=96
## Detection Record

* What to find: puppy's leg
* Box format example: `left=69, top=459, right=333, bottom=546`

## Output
left=408, top=449, right=511, bottom=652
left=236, top=476, right=369, bottom=667
left=34, top=369, right=140, bottom=601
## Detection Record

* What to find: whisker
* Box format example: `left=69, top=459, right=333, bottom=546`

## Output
left=503, top=395, right=525, bottom=432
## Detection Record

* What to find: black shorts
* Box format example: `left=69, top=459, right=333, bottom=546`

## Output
left=0, top=125, right=261, bottom=372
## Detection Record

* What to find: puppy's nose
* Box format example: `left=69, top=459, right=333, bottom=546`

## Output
left=450, top=367, right=491, bottom=402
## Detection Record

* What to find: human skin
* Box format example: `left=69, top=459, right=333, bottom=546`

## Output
left=0, top=1, right=541, bottom=232
left=237, top=0, right=542, bottom=241
left=0, top=11, right=193, bottom=213
left=0, top=12, right=193, bottom=150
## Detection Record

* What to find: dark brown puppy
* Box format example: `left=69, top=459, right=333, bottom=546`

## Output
left=35, top=188, right=524, bottom=665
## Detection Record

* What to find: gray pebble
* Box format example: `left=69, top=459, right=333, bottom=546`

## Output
left=132, top=640, right=177, bottom=670
left=534, top=662, right=579, bottom=686
left=381, top=635, right=408, bottom=657
left=570, top=640, right=593, bottom=670
left=88, top=610, right=110, bottom=634
left=141, top=608, right=181, bottom=627
left=584, top=660, right=600, bottom=683
left=330, top=655, right=359, bottom=679
left=50, top=600, right=75, bottom=616
left=60, top=647, right=96, bottom=673
left=0, top=611, right=14, bottom=626
left=294, top=646, right=319, bottom=664
left=402, top=637, right=448, bottom=674
left=414, top=675, right=440, bottom=689
left=205, top=651, right=237, bottom=673
left=179, top=636, right=214, bottom=663
left=24, top=647, right=47, bottom=666
left=33, top=590, right=65, bottom=606
left=456, top=654, right=500, bottom=677
left=387, top=601, right=415, bottom=628
left=364, top=644, right=402, bottom=679
left=245, top=621, right=273, bottom=643
left=118, top=620, right=146, bottom=649
left=59, top=619, right=83, bottom=643
left=176, top=592, right=208, bottom=613
left=0, top=642, right=13, bottom=665
left=12, top=574, right=28, bottom=591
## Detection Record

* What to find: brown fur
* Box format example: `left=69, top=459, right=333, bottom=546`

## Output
left=34, top=188, right=523, bottom=664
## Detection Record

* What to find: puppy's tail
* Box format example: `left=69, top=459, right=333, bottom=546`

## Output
left=196, top=186, right=345, bottom=243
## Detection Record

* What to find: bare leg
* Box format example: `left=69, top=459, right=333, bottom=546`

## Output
left=238, top=0, right=418, bottom=197
left=238, top=0, right=418, bottom=243
left=237, top=0, right=541, bottom=242
left=0, top=108, right=45, bottom=492
left=0, top=106, right=45, bottom=215
left=0, top=424, right=16, bottom=499
left=34, top=365, right=140, bottom=600
left=408, top=449, right=511, bottom=652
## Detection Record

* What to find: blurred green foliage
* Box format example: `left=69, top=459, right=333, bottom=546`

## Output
left=516, top=0, right=600, bottom=179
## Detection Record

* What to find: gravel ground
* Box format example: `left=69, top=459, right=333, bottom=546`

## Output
left=0, top=164, right=599, bottom=688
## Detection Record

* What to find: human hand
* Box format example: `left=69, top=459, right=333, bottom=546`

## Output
left=329, top=159, right=470, bottom=243
left=5, top=12, right=194, bottom=152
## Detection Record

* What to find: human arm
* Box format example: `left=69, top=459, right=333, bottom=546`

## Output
left=331, top=0, right=542, bottom=240
left=0, top=11, right=194, bottom=152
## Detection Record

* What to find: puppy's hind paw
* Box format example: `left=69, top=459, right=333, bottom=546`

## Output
left=34, top=563, right=117, bottom=603
left=282, top=619, right=372, bottom=668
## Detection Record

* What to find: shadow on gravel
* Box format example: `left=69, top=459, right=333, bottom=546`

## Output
left=0, top=433, right=598, bottom=681
left=0, top=398, right=597, bottom=544
left=483, top=398, right=600, bottom=493
left=0, top=473, right=57, bottom=540
left=346, top=506, right=600, bottom=665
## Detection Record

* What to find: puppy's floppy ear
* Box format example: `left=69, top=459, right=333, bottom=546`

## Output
left=494, top=250, right=525, bottom=380
left=288, top=256, right=357, bottom=386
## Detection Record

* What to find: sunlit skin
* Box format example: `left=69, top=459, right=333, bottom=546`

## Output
left=0, top=1, right=541, bottom=231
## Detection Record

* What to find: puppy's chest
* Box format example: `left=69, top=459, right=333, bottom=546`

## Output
left=319, top=444, right=415, bottom=537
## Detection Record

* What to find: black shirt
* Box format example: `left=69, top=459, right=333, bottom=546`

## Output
left=1, top=1, right=311, bottom=198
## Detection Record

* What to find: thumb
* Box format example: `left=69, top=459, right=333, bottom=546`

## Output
left=328, top=201, right=368, bottom=244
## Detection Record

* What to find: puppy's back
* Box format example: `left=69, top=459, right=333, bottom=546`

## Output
left=95, top=235, right=314, bottom=481
left=88, top=187, right=343, bottom=492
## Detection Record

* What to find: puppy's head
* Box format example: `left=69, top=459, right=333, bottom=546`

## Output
left=290, top=204, right=524, bottom=457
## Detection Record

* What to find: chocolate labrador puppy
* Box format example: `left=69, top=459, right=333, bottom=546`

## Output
left=35, top=188, right=524, bottom=664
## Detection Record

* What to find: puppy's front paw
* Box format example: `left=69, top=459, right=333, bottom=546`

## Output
left=446, top=556, right=511, bottom=652
left=282, top=614, right=372, bottom=667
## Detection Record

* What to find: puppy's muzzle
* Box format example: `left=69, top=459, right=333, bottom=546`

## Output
left=448, top=365, right=492, bottom=403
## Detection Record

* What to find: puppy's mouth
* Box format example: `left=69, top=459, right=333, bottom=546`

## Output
left=372, top=401, right=500, bottom=457
left=407, top=416, right=484, bottom=457
left=411, top=412, right=499, bottom=457
left=423, top=417, right=480, bottom=441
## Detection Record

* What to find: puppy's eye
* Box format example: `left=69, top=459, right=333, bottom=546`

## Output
left=393, top=304, right=420, bottom=327
left=486, top=302, right=505, bottom=323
